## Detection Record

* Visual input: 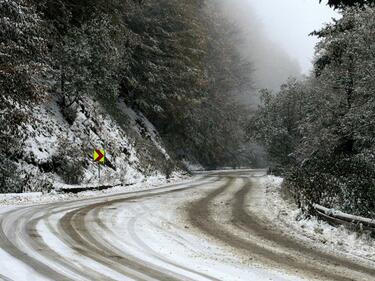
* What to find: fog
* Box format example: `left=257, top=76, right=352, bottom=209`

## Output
left=215, top=0, right=339, bottom=92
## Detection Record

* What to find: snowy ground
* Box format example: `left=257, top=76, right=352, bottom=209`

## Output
left=127, top=178, right=301, bottom=281
left=259, top=176, right=375, bottom=266
left=0, top=170, right=374, bottom=281
left=0, top=172, right=187, bottom=206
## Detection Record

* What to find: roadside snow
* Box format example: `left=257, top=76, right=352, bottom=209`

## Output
left=258, top=176, right=375, bottom=265
left=0, top=173, right=189, bottom=207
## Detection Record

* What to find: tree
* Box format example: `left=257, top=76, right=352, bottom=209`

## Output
left=251, top=5, right=375, bottom=217
left=248, top=79, right=307, bottom=171
left=0, top=0, right=49, bottom=192
left=57, top=15, right=122, bottom=114
left=0, top=0, right=49, bottom=101
left=121, top=0, right=208, bottom=118
left=320, top=0, right=371, bottom=9
left=290, top=5, right=375, bottom=216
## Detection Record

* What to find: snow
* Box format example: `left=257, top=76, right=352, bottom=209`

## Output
left=24, top=134, right=58, bottom=163
left=182, top=160, right=204, bottom=171
left=121, top=102, right=171, bottom=160
left=313, top=203, right=375, bottom=226
left=5, top=172, right=371, bottom=280
left=0, top=248, right=50, bottom=281
left=0, top=174, right=304, bottom=281
left=0, top=173, right=188, bottom=206
left=89, top=178, right=302, bottom=281
left=258, top=175, right=375, bottom=265
left=10, top=94, right=179, bottom=193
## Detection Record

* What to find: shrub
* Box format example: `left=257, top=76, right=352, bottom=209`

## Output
left=287, top=151, right=375, bottom=218
left=53, top=138, right=87, bottom=185
left=0, top=159, right=24, bottom=193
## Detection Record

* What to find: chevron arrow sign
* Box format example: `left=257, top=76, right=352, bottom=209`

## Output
left=94, top=149, right=105, bottom=164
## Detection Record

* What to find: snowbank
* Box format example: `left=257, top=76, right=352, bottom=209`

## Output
left=0, top=173, right=188, bottom=206
left=258, top=176, right=375, bottom=264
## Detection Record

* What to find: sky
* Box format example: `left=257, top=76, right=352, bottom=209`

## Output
left=246, top=0, right=340, bottom=74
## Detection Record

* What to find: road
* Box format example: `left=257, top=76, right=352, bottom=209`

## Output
left=0, top=170, right=374, bottom=281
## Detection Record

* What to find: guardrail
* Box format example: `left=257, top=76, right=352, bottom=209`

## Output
left=313, top=203, right=375, bottom=233
left=54, top=181, right=124, bottom=193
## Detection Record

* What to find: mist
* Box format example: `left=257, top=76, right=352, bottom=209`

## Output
left=215, top=0, right=302, bottom=94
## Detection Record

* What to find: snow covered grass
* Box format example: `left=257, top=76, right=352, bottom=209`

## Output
left=259, top=176, right=375, bottom=264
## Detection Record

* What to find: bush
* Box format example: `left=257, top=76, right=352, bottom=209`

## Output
left=286, top=151, right=375, bottom=218
left=0, top=159, right=24, bottom=193
left=53, top=138, right=87, bottom=185
left=55, top=161, right=85, bottom=184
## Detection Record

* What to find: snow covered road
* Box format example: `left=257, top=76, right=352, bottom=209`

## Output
left=0, top=170, right=374, bottom=281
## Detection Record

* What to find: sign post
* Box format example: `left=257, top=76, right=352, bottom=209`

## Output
left=93, top=149, right=105, bottom=181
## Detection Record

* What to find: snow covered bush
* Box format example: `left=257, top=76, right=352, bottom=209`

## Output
left=0, top=159, right=23, bottom=193
left=53, top=137, right=87, bottom=185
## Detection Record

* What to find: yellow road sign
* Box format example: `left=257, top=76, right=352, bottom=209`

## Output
left=94, top=149, right=105, bottom=164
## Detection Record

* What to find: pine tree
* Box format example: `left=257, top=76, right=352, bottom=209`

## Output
left=57, top=14, right=122, bottom=112
left=0, top=0, right=49, bottom=192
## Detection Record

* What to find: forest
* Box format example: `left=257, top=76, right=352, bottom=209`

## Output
left=250, top=1, right=375, bottom=218
left=1, top=0, right=256, bottom=191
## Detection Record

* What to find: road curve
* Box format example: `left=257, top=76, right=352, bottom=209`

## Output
left=0, top=170, right=374, bottom=281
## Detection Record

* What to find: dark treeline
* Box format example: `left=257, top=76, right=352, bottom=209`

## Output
left=249, top=2, right=375, bottom=217
left=322, top=0, right=373, bottom=8
left=1, top=0, right=255, bottom=186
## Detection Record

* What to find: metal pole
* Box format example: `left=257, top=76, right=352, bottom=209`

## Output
left=98, top=163, right=101, bottom=182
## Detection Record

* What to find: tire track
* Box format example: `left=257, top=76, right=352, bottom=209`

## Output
left=0, top=206, right=75, bottom=281
left=88, top=202, right=220, bottom=281
left=29, top=204, right=120, bottom=281
left=234, top=179, right=375, bottom=279
left=59, top=179, right=220, bottom=281
left=2, top=171, right=373, bottom=281
left=187, top=176, right=374, bottom=281
left=124, top=204, right=222, bottom=281
left=0, top=177, right=216, bottom=281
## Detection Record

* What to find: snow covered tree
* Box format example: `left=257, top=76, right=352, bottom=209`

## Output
left=185, top=1, right=254, bottom=167
left=0, top=0, right=49, bottom=101
left=290, top=5, right=375, bottom=216
left=0, top=0, right=49, bottom=192
left=121, top=0, right=208, bottom=117
left=120, top=0, right=254, bottom=167
left=248, top=79, right=307, bottom=172
left=252, top=5, right=375, bottom=217
left=57, top=15, right=121, bottom=113
left=0, top=0, right=257, bottom=191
